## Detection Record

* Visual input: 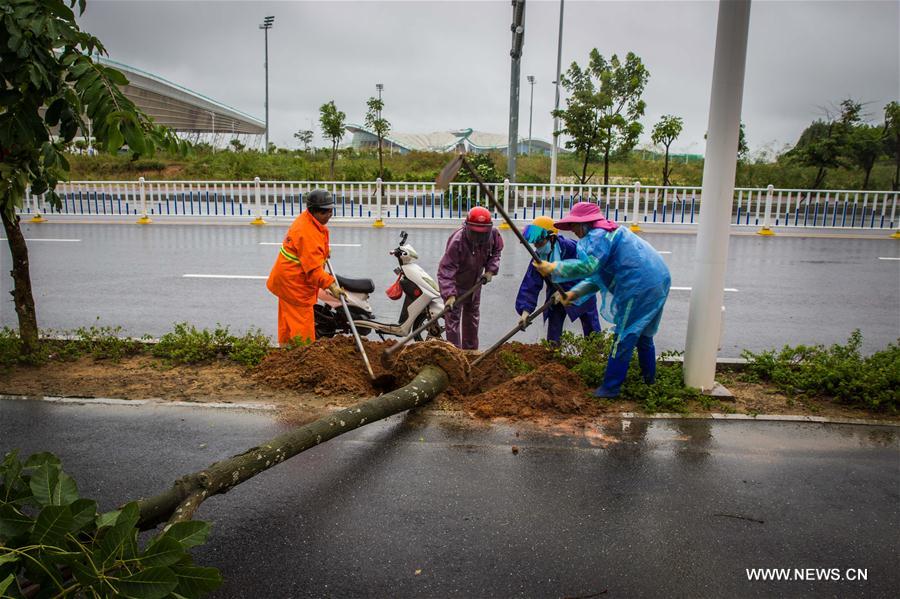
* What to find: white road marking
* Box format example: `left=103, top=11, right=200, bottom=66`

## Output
left=259, top=242, right=361, bottom=247
left=671, top=286, right=739, bottom=292
left=657, top=250, right=672, bottom=255
left=0, top=238, right=81, bottom=242
left=877, top=257, right=900, bottom=261
left=183, top=274, right=266, bottom=280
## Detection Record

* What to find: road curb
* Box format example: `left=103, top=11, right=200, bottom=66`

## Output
left=3, top=394, right=896, bottom=427
left=0, top=394, right=277, bottom=412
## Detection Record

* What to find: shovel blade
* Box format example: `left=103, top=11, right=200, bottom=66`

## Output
left=435, top=153, right=464, bottom=191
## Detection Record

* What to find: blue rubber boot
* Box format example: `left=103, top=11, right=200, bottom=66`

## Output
left=636, top=336, right=656, bottom=384
left=594, top=349, right=632, bottom=398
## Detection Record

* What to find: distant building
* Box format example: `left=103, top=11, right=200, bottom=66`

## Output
left=346, top=125, right=560, bottom=156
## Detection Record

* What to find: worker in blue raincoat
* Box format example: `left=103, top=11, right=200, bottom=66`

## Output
left=534, top=202, right=671, bottom=398
left=515, top=216, right=601, bottom=343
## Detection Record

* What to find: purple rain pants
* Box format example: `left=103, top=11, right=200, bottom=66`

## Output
left=443, top=286, right=482, bottom=350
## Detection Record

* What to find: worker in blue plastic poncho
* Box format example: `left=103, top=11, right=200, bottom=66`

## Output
left=534, top=202, right=671, bottom=398
left=516, top=216, right=601, bottom=343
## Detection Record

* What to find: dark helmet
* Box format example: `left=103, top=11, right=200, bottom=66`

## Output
left=306, top=189, right=335, bottom=211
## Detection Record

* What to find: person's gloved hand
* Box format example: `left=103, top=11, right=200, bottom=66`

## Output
left=483, top=271, right=494, bottom=283
left=518, top=310, right=530, bottom=329
left=559, top=291, right=577, bottom=307
left=327, top=281, right=346, bottom=299
left=445, top=295, right=456, bottom=309
left=533, top=261, right=557, bottom=277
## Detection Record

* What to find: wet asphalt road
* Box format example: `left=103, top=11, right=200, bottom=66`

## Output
left=1, top=399, right=898, bottom=598
left=1, top=221, right=899, bottom=356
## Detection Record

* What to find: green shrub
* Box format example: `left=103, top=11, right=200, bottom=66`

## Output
left=152, top=323, right=233, bottom=364
left=742, top=331, right=900, bottom=412
left=229, top=328, right=273, bottom=367
left=70, top=323, right=146, bottom=361
left=0, top=327, right=22, bottom=368
left=0, top=450, right=222, bottom=597
left=551, top=331, right=699, bottom=413
left=499, top=350, right=534, bottom=376
left=152, top=323, right=274, bottom=366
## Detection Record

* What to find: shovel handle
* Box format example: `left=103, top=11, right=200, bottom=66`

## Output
left=458, top=159, right=568, bottom=298
left=382, top=276, right=486, bottom=359
left=470, top=294, right=558, bottom=368
left=326, top=259, right=376, bottom=380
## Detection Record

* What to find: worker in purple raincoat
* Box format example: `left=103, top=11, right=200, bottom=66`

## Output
left=515, top=216, right=601, bottom=343
left=438, top=206, right=504, bottom=349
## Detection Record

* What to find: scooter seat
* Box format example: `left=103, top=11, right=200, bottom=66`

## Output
left=337, top=274, right=375, bottom=294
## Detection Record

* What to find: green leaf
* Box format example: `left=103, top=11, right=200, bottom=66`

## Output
left=116, top=501, right=140, bottom=528
left=45, top=97, right=66, bottom=126
left=172, top=565, right=223, bottom=598
left=69, top=498, right=97, bottom=531
left=24, top=452, right=61, bottom=469
left=111, top=566, right=178, bottom=599
left=160, top=521, right=209, bottom=549
left=0, top=553, right=18, bottom=566
left=31, top=504, right=72, bottom=547
left=0, top=573, right=15, bottom=596
left=95, top=520, right=137, bottom=565
left=107, top=125, right=124, bottom=153
left=0, top=504, right=33, bottom=538
left=122, top=123, right=147, bottom=155
left=28, top=463, right=59, bottom=507
left=103, top=66, right=128, bottom=86
left=52, top=470, right=78, bottom=505
left=141, top=536, right=185, bottom=568
left=96, top=509, right=120, bottom=529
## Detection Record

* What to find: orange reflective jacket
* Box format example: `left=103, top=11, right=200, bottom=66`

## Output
left=266, top=210, right=335, bottom=307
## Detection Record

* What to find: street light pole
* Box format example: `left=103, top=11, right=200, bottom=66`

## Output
left=259, top=15, right=274, bottom=152
left=507, top=0, right=526, bottom=182
left=550, top=0, right=564, bottom=187
left=526, top=75, right=535, bottom=156
left=684, top=0, right=752, bottom=391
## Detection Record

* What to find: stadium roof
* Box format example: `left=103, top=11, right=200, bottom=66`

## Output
left=96, top=56, right=265, bottom=135
left=346, top=125, right=559, bottom=154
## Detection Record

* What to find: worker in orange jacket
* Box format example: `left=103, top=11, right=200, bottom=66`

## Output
left=267, top=189, right=345, bottom=345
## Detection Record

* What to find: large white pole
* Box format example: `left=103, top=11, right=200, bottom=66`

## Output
left=684, top=0, right=752, bottom=390
left=549, top=0, right=564, bottom=188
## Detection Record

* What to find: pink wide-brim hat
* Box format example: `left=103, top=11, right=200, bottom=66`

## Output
left=554, top=202, right=618, bottom=232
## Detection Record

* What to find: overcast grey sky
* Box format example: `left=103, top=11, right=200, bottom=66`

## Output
left=78, top=0, right=899, bottom=155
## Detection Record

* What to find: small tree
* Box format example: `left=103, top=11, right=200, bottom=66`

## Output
left=883, top=101, right=900, bottom=191
left=229, top=138, right=245, bottom=152
left=294, top=129, right=313, bottom=152
left=553, top=50, right=649, bottom=184
left=846, top=124, right=884, bottom=189
left=0, top=0, right=185, bottom=356
left=319, top=100, right=346, bottom=179
left=786, top=99, right=861, bottom=188
left=364, top=96, right=391, bottom=179
left=650, top=115, right=683, bottom=185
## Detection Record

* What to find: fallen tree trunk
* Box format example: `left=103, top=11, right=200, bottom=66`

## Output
left=137, top=365, right=448, bottom=530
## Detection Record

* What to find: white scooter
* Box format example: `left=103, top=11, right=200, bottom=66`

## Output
left=314, top=231, right=445, bottom=340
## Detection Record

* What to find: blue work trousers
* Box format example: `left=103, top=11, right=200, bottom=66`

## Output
left=546, top=305, right=602, bottom=344
left=599, top=334, right=657, bottom=396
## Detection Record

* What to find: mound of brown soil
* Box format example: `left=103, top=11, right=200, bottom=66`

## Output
left=393, top=340, right=470, bottom=392
left=468, top=342, right=558, bottom=394
left=253, top=336, right=395, bottom=399
left=464, top=362, right=595, bottom=420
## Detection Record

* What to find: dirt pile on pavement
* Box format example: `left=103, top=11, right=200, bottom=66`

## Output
left=253, top=336, right=395, bottom=399
left=464, top=362, right=594, bottom=420
left=393, top=340, right=470, bottom=392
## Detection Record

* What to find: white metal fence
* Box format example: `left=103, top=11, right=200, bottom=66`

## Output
left=18, top=178, right=900, bottom=231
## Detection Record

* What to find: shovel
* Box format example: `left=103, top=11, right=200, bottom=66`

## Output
left=470, top=293, right=560, bottom=368
left=380, top=276, right=487, bottom=368
left=436, top=146, right=568, bottom=298
left=326, top=259, right=396, bottom=391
